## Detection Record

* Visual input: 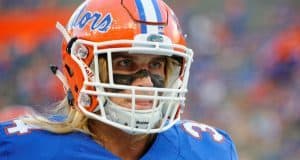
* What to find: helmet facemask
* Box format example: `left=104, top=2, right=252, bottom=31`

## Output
left=57, top=22, right=193, bottom=134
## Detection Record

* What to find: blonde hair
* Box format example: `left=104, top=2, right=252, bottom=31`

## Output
left=22, top=98, right=91, bottom=135
left=165, top=57, right=182, bottom=87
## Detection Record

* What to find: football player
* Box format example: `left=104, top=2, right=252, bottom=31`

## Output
left=0, top=0, right=238, bottom=159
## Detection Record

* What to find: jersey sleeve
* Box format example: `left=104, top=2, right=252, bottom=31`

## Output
left=218, top=127, right=239, bottom=160
left=0, top=119, right=121, bottom=160
left=0, top=119, right=43, bottom=160
left=177, top=120, right=239, bottom=160
left=230, top=136, right=239, bottom=160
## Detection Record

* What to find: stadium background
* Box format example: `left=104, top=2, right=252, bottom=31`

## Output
left=0, top=0, right=299, bottom=159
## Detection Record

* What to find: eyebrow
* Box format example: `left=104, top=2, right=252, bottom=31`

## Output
left=152, top=56, right=166, bottom=62
left=112, top=53, right=132, bottom=59
left=112, top=53, right=166, bottom=61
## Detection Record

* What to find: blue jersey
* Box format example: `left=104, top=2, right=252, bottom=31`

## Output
left=0, top=119, right=238, bottom=160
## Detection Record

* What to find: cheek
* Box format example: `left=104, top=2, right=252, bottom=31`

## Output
left=152, top=68, right=166, bottom=79
left=110, top=96, right=126, bottom=106
left=110, top=96, right=121, bottom=104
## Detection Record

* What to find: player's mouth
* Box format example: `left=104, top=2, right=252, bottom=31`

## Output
left=135, top=100, right=153, bottom=110
left=121, top=99, right=154, bottom=110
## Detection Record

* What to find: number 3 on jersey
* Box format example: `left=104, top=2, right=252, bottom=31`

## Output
left=182, top=121, right=224, bottom=142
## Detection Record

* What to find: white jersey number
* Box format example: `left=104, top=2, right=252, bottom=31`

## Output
left=5, top=120, right=39, bottom=135
left=182, top=121, right=224, bottom=142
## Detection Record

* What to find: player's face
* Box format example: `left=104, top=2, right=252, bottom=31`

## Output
left=109, top=53, right=166, bottom=110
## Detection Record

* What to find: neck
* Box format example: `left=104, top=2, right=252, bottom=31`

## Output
left=88, top=119, right=156, bottom=160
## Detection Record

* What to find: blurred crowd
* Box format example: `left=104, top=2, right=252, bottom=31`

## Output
left=0, top=0, right=300, bottom=160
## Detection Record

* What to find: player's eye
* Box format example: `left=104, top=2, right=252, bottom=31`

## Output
left=118, top=59, right=132, bottom=67
left=149, top=61, right=163, bottom=69
left=113, top=57, right=136, bottom=71
left=149, top=57, right=166, bottom=70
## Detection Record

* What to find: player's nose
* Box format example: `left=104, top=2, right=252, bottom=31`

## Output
left=131, top=76, right=153, bottom=88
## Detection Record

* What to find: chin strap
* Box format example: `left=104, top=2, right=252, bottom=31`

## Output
left=104, top=98, right=162, bottom=135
